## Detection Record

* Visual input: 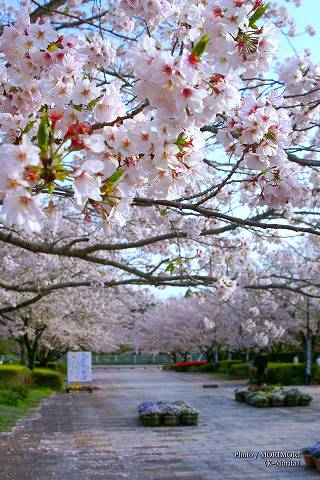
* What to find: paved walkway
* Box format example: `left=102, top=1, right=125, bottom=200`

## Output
left=0, top=368, right=319, bottom=480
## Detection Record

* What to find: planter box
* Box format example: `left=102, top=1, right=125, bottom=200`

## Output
left=163, top=414, right=180, bottom=426
left=303, top=454, right=316, bottom=468
left=234, top=391, right=246, bottom=402
left=180, top=413, right=198, bottom=426
left=299, top=396, right=313, bottom=406
left=315, top=458, right=320, bottom=472
left=140, top=414, right=161, bottom=427
left=284, top=398, right=300, bottom=407
left=270, top=397, right=285, bottom=407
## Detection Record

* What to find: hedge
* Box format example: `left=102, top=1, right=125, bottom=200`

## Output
left=169, top=360, right=242, bottom=373
left=0, top=366, right=33, bottom=388
left=197, top=363, right=215, bottom=372
left=229, top=363, right=250, bottom=378
left=250, top=363, right=305, bottom=385
left=32, top=369, right=64, bottom=390
left=214, top=360, right=242, bottom=374
left=47, top=361, right=67, bottom=375
left=267, top=352, right=304, bottom=363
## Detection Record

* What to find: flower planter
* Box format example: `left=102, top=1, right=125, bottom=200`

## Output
left=234, top=391, right=246, bottom=402
left=254, top=401, right=270, bottom=407
left=284, top=397, right=299, bottom=407
left=270, top=397, right=285, bottom=407
left=140, top=414, right=161, bottom=427
left=299, top=395, right=313, bottom=407
left=163, top=414, right=180, bottom=426
left=303, top=454, right=316, bottom=468
left=247, top=397, right=270, bottom=407
left=180, top=413, right=198, bottom=426
left=315, top=458, right=320, bottom=472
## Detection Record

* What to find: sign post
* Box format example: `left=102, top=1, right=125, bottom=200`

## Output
left=66, top=351, right=92, bottom=393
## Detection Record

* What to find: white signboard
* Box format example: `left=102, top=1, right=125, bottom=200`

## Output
left=67, top=351, right=92, bottom=383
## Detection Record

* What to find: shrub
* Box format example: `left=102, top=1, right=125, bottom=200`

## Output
left=197, top=363, right=214, bottom=372
left=32, top=369, right=64, bottom=390
left=172, top=361, right=208, bottom=367
left=170, top=361, right=208, bottom=372
left=268, top=352, right=303, bottom=363
left=46, top=362, right=57, bottom=369
left=0, top=384, right=29, bottom=407
left=312, top=365, right=320, bottom=384
left=268, top=363, right=305, bottom=385
left=229, top=363, right=250, bottom=378
left=56, top=362, right=67, bottom=375
left=250, top=363, right=305, bottom=385
left=0, top=365, right=32, bottom=388
left=216, top=360, right=242, bottom=375
left=186, top=365, right=200, bottom=372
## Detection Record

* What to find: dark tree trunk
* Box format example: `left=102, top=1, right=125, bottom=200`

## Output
left=203, top=350, right=210, bottom=362
left=171, top=352, right=177, bottom=363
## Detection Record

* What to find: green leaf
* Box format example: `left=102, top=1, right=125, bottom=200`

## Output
left=70, top=102, right=83, bottom=112
left=165, top=262, right=176, bottom=275
left=174, top=132, right=187, bottom=147
left=174, top=132, right=189, bottom=153
left=37, top=114, right=50, bottom=154
left=264, top=131, right=276, bottom=141
left=47, top=43, right=58, bottom=52
left=249, top=3, right=269, bottom=29
left=191, top=33, right=211, bottom=59
left=108, top=168, right=124, bottom=184
left=87, top=96, right=103, bottom=111
left=22, top=120, right=37, bottom=135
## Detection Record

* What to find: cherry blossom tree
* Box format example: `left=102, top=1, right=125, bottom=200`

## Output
left=0, top=0, right=318, bottom=244
left=0, top=236, right=157, bottom=367
left=0, top=283, right=155, bottom=369
left=133, top=289, right=287, bottom=361
left=0, top=0, right=319, bottom=352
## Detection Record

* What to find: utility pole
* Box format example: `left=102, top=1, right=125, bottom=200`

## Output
left=306, top=297, right=312, bottom=385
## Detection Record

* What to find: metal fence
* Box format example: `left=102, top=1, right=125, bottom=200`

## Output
left=0, top=352, right=205, bottom=366
left=92, top=353, right=204, bottom=365
left=92, top=354, right=171, bottom=365
left=0, top=354, right=21, bottom=365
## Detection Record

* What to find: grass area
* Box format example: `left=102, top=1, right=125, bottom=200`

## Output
left=0, top=388, right=54, bottom=432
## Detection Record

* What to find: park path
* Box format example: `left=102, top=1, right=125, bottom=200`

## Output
left=1, top=368, right=320, bottom=480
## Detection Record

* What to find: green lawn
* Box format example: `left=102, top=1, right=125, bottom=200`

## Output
left=0, top=388, right=54, bottom=432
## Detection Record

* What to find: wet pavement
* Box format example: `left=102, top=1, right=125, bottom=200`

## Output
left=1, top=368, right=320, bottom=480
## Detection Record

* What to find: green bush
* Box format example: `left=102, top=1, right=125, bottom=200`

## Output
left=311, top=365, right=320, bottom=384
left=197, top=363, right=214, bottom=372
left=268, top=363, right=305, bottom=385
left=250, top=363, right=305, bottom=385
left=32, top=369, right=64, bottom=390
left=0, top=365, right=32, bottom=388
left=267, top=352, right=304, bottom=363
left=56, top=362, right=67, bottom=375
left=38, top=361, right=67, bottom=374
left=187, top=365, right=200, bottom=372
left=46, top=362, right=57, bottom=369
left=215, top=360, right=242, bottom=375
left=0, top=384, right=29, bottom=407
left=229, top=363, right=250, bottom=378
